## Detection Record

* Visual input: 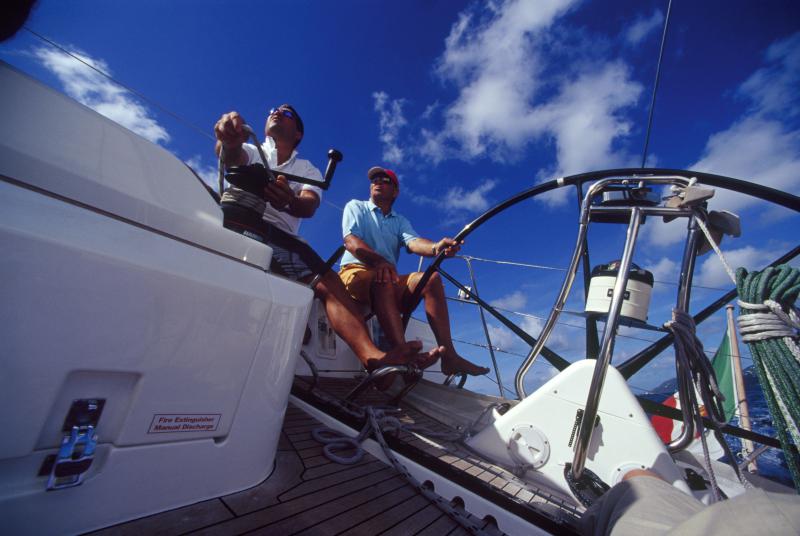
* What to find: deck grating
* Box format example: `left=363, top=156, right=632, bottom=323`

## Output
left=101, top=398, right=473, bottom=536
left=102, top=376, right=583, bottom=535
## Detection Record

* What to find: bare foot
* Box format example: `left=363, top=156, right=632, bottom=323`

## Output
left=365, top=341, right=442, bottom=372
left=365, top=342, right=444, bottom=391
left=441, top=351, right=490, bottom=376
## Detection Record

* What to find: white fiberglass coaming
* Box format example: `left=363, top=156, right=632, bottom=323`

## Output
left=0, top=61, right=314, bottom=535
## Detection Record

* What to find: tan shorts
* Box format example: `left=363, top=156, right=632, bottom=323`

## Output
left=338, top=264, right=413, bottom=308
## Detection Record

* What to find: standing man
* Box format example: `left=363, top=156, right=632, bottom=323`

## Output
left=214, top=107, right=441, bottom=372
left=339, top=166, right=490, bottom=378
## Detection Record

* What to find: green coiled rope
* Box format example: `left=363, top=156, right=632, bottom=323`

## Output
left=736, top=264, right=800, bottom=491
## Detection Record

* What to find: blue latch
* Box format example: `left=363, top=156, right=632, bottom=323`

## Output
left=46, top=399, right=104, bottom=491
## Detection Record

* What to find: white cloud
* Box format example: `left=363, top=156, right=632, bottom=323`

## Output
left=433, top=0, right=577, bottom=159
left=487, top=324, right=519, bottom=351
left=422, top=101, right=439, bottom=120
left=624, top=10, right=664, bottom=46
left=535, top=62, right=643, bottom=205
left=695, top=246, right=777, bottom=287
left=185, top=155, right=218, bottom=188
left=521, top=315, right=545, bottom=337
left=693, top=117, right=800, bottom=206
left=33, top=46, right=170, bottom=144
left=418, top=128, right=449, bottom=165
left=446, top=179, right=497, bottom=212
left=646, top=32, right=800, bottom=246
left=372, top=91, right=407, bottom=164
left=406, top=179, right=497, bottom=225
left=487, top=310, right=583, bottom=365
left=646, top=257, right=679, bottom=291
left=490, top=290, right=528, bottom=311
left=435, top=0, right=642, bottom=172
left=738, top=32, right=800, bottom=118
left=383, top=0, right=642, bottom=206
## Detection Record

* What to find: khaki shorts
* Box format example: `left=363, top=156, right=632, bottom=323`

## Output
left=338, top=264, right=414, bottom=308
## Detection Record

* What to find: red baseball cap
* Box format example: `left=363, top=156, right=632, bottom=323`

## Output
left=367, top=166, right=399, bottom=188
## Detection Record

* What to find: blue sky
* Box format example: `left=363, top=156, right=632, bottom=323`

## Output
left=3, top=0, right=798, bottom=396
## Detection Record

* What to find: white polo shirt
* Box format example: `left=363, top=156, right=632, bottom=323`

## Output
left=241, top=137, right=323, bottom=236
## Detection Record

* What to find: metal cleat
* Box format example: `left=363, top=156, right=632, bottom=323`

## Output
left=697, top=210, right=741, bottom=255
left=663, top=182, right=715, bottom=222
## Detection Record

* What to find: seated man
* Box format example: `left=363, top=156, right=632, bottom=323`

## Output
left=214, top=107, right=441, bottom=372
left=338, top=166, right=490, bottom=378
left=581, top=468, right=800, bottom=535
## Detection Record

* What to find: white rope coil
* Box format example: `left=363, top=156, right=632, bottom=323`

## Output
left=737, top=299, right=800, bottom=361
left=695, top=213, right=799, bottom=356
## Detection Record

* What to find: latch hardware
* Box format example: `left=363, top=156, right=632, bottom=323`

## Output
left=46, top=398, right=104, bottom=491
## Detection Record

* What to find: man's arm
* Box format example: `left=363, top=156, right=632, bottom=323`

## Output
left=407, top=237, right=462, bottom=258
left=264, top=178, right=320, bottom=217
left=214, top=111, right=249, bottom=167
left=344, top=233, right=399, bottom=283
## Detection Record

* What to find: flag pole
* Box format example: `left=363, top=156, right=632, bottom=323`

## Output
left=726, top=304, right=757, bottom=473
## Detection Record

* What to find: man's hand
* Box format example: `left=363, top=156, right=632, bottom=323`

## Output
left=264, top=175, right=295, bottom=212
left=375, top=260, right=400, bottom=284
left=214, top=111, right=249, bottom=152
left=434, top=237, right=462, bottom=257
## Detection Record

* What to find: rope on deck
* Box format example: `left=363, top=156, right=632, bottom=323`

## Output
left=310, top=404, right=491, bottom=535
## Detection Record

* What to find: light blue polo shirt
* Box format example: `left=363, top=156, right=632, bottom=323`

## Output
left=340, top=199, right=419, bottom=266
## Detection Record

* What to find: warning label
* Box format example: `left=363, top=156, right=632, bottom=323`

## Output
left=148, top=414, right=221, bottom=433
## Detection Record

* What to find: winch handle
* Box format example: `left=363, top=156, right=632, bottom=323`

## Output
left=217, top=125, right=343, bottom=195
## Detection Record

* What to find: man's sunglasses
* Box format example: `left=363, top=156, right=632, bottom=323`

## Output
left=370, top=176, right=394, bottom=185
left=269, top=107, right=295, bottom=119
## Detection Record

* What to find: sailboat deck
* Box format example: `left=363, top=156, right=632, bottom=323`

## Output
left=90, top=399, right=501, bottom=536
left=290, top=376, right=583, bottom=534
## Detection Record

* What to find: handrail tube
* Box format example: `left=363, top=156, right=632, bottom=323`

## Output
left=513, top=219, right=588, bottom=398
left=571, top=207, right=644, bottom=479
left=589, top=206, right=694, bottom=217
left=666, top=215, right=702, bottom=451
left=515, top=176, right=693, bottom=400
left=577, top=181, right=601, bottom=361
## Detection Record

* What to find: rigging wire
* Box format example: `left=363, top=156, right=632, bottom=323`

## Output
left=451, top=337, right=654, bottom=394
left=447, top=296, right=755, bottom=363
left=23, top=26, right=216, bottom=143
left=640, top=0, right=673, bottom=167
left=459, top=255, right=730, bottom=291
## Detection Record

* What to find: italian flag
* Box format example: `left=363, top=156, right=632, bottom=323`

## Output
left=651, top=328, right=738, bottom=444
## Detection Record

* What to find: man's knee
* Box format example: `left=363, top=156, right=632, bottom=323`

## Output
left=313, top=270, right=343, bottom=300
left=421, top=271, right=443, bottom=293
